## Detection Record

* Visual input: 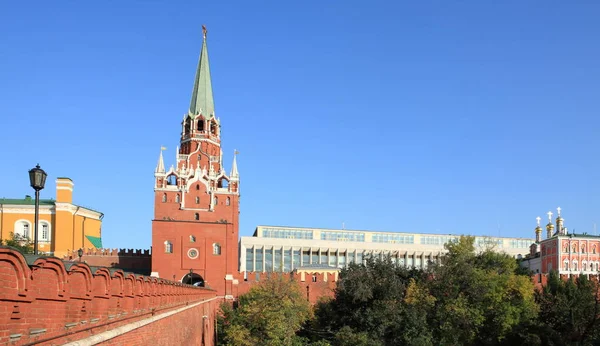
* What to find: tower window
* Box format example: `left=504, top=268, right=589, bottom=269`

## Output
left=190, top=235, right=196, bottom=243
left=196, top=196, right=200, bottom=204
left=226, top=197, right=230, bottom=206
left=162, top=193, right=167, bottom=203
left=210, top=121, right=217, bottom=136
left=194, top=213, right=199, bottom=220
left=197, top=120, right=204, bottom=131
left=175, top=194, right=180, bottom=203
left=184, top=118, right=191, bottom=134
left=213, top=243, right=221, bottom=255
left=164, top=241, right=173, bottom=253
left=196, top=184, right=200, bottom=190
left=167, top=175, right=177, bottom=185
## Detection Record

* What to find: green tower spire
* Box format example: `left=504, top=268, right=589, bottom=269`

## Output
left=189, top=25, right=214, bottom=119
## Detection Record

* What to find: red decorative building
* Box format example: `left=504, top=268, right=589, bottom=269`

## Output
left=151, top=26, right=240, bottom=299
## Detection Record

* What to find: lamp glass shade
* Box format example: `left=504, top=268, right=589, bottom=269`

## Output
left=28, top=165, right=47, bottom=191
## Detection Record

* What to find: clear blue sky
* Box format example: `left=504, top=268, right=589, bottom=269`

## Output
left=1, top=2, right=599, bottom=249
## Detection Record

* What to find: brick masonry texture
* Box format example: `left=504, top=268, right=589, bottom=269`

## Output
left=62, top=248, right=152, bottom=275
left=0, top=247, right=216, bottom=346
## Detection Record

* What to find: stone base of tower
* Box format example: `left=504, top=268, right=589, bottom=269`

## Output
left=151, top=219, right=239, bottom=297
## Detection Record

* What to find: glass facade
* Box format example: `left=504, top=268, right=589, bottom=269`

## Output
left=321, top=231, right=365, bottom=242
left=510, top=239, right=532, bottom=248
left=262, top=227, right=313, bottom=239
left=246, top=248, right=253, bottom=272
left=372, top=233, right=414, bottom=244
left=420, top=235, right=459, bottom=245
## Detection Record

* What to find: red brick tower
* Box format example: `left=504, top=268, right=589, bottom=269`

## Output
left=151, top=26, right=240, bottom=298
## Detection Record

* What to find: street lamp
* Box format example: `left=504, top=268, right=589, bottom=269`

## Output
left=77, top=248, right=83, bottom=262
left=28, top=164, right=47, bottom=255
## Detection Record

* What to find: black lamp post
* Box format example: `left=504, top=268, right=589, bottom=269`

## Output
left=77, top=248, right=83, bottom=262
left=189, top=268, right=193, bottom=285
left=28, top=164, right=47, bottom=255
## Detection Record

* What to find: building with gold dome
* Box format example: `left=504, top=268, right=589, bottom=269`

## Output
left=521, top=207, right=600, bottom=275
left=0, top=177, right=103, bottom=257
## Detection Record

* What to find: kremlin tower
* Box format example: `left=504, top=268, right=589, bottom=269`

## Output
left=151, top=26, right=240, bottom=298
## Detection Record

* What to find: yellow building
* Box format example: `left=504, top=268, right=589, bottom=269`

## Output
left=0, top=177, right=103, bottom=257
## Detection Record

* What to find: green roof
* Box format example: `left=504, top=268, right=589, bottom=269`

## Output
left=188, top=32, right=215, bottom=119
left=0, top=197, right=55, bottom=206
left=85, top=235, right=103, bottom=249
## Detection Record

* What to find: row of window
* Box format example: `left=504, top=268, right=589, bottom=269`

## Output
left=564, top=260, right=600, bottom=272
left=563, top=243, right=598, bottom=254
left=372, top=234, right=415, bottom=244
left=164, top=240, right=221, bottom=255
left=321, top=231, right=366, bottom=242
left=262, top=228, right=314, bottom=240
left=161, top=193, right=231, bottom=205
left=14, top=220, right=51, bottom=242
left=244, top=247, right=437, bottom=272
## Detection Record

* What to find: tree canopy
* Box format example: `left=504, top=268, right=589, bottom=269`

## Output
left=219, top=236, right=600, bottom=346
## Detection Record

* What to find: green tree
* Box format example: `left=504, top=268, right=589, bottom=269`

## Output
left=3, top=232, right=33, bottom=254
left=428, top=236, right=538, bottom=345
left=536, top=270, right=600, bottom=345
left=219, top=274, right=313, bottom=346
left=312, top=256, right=430, bottom=345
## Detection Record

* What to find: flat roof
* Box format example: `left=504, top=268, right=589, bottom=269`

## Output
left=255, top=225, right=534, bottom=240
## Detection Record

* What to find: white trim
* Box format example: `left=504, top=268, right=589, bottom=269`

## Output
left=39, top=221, right=51, bottom=243
left=56, top=186, right=73, bottom=191
left=13, top=219, right=32, bottom=239
left=55, top=179, right=74, bottom=186
left=61, top=298, right=217, bottom=346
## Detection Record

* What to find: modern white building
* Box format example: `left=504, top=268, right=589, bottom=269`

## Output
left=239, top=225, right=535, bottom=273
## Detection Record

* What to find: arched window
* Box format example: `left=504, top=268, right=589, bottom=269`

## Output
left=190, top=235, right=196, bottom=243
left=594, top=245, right=597, bottom=254
left=564, top=244, right=568, bottom=252
left=184, top=118, right=191, bottom=134
left=175, top=194, right=180, bottom=203
left=210, top=121, right=217, bottom=136
left=583, top=261, right=588, bottom=271
left=167, top=175, right=177, bottom=185
left=196, top=184, right=200, bottom=190
left=226, top=197, right=230, bottom=206
left=214, top=197, right=218, bottom=205
left=213, top=243, right=221, bottom=255
left=573, top=244, right=578, bottom=253
left=195, top=196, right=200, bottom=204
left=14, top=220, right=31, bottom=239
left=194, top=213, right=199, bottom=220
left=573, top=261, right=578, bottom=271
left=164, top=241, right=173, bottom=253
left=162, top=193, right=167, bottom=203
left=197, top=120, right=204, bottom=131
left=582, top=245, right=586, bottom=254
left=39, top=222, right=50, bottom=242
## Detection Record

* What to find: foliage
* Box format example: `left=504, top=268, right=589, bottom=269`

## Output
left=218, top=274, right=312, bottom=346
left=219, top=236, right=600, bottom=346
left=535, top=270, right=600, bottom=345
left=3, top=233, right=33, bottom=254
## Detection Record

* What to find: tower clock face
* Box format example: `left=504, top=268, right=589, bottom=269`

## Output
left=188, top=248, right=199, bottom=259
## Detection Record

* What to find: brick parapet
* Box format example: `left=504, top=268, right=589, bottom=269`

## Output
left=233, top=271, right=337, bottom=304
left=0, top=246, right=216, bottom=345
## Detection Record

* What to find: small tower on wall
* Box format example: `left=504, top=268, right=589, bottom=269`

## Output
left=152, top=26, right=241, bottom=298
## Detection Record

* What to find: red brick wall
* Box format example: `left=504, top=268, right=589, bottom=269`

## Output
left=0, top=247, right=217, bottom=346
left=62, top=248, right=152, bottom=275
left=234, top=272, right=337, bottom=304
left=96, top=299, right=217, bottom=346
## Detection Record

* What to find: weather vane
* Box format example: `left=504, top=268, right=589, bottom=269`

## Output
left=234, top=149, right=240, bottom=155
left=536, top=216, right=541, bottom=227
left=202, top=25, right=207, bottom=39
